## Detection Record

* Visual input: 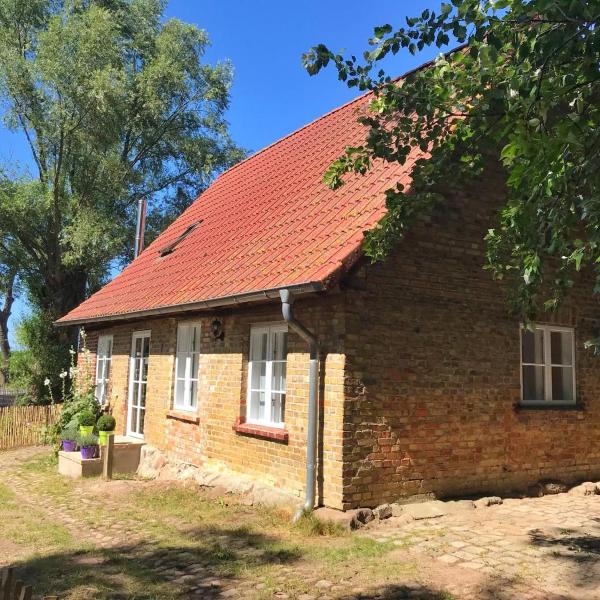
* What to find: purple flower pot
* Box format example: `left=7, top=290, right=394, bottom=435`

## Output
left=62, top=439, right=77, bottom=452
left=80, top=445, right=98, bottom=460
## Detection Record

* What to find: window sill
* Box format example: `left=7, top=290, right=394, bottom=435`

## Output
left=167, top=410, right=199, bottom=424
left=514, top=402, right=584, bottom=412
left=233, top=418, right=289, bottom=443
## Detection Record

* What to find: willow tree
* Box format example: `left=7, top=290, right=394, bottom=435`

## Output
left=305, top=0, right=600, bottom=345
left=0, top=0, right=243, bottom=398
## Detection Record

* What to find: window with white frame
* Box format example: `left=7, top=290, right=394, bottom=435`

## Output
left=520, top=324, right=575, bottom=404
left=95, top=335, right=113, bottom=405
left=174, top=323, right=201, bottom=411
left=247, top=324, right=288, bottom=427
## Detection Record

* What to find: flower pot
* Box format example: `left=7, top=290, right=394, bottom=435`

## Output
left=79, top=425, right=94, bottom=436
left=98, top=430, right=115, bottom=446
left=62, top=439, right=77, bottom=452
left=80, top=445, right=98, bottom=460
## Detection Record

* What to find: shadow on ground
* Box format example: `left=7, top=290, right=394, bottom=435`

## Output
left=334, top=574, right=540, bottom=600
left=13, top=525, right=302, bottom=599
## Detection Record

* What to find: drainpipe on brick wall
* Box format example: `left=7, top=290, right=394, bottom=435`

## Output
left=280, top=288, right=319, bottom=520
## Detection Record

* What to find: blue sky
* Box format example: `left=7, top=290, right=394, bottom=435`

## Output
left=6, top=0, right=443, bottom=344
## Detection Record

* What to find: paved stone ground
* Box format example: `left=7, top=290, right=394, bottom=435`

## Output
left=362, top=493, right=600, bottom=599
left=2, top=446, right=600, bottom=599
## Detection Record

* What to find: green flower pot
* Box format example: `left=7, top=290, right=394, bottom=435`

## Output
left=98, top=430, right=115, bottom=446
left=79, top=425, right=94, bottom=436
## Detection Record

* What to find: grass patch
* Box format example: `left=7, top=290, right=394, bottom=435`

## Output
left=292, top=511, right=348, bottom=537
left=3, top=451, right=457, bottom=599
left=0, top=481, right=73, bottom=552
left=22, top=452, right=58, bottom=474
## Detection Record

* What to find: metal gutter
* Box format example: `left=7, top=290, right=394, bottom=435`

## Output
left=279, top=288, right=319, bottom=519
left=54, top=281, right=326, bottom=327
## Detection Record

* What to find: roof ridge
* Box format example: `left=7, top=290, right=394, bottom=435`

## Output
left=211, top=44, right=467, bottom=185
left=217, top=90, right=371, bottom=180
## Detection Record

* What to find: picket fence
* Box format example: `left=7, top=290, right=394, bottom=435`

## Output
left=0, top=404, right=61, bottom=450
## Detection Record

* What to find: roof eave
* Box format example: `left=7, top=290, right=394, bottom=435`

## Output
left=54, top=281, right=327, bottom=328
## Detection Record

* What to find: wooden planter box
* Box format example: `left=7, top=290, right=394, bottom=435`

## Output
left=58, top=436, right=145, bottom=479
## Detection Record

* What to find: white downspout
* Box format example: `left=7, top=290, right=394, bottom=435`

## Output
left=279, top=289, right=319, bottom=519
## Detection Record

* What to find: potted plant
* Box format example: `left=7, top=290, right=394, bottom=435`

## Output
left=60, top=422, right=79, bottom=452
left=96, top=414, right=116, bottom=446
left=78, top=410, right=96, bottom=436
left=78, top=433, right=99, bottom=460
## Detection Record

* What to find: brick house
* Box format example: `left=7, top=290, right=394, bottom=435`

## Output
left=57, top=90, right=600, bottom=511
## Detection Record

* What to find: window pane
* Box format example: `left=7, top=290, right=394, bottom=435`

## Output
left=191, top=349, right=199, bottom=381
left=272, top=331, right=288, bottom=361
left=522, top=365, right=545, bottom=401
left=251, top=360, right=267, bottom=391
left=250, top=390, right=266, bottom=420
left=130, top=405, right=138, bottom=432
left=176, top=353, right=187, bottom=380
left=271, top=393, right=285, bottom=424
left=551, top=331, right=572, bottom=365
left=190, top=380, right=198, bottom=408
left=522, top=329, right=544, bottom=364
left=139, top=407, right=145, bottom=434
left=191, top=325, right=199, bottom=353
left=139, top=383, right=147, bottom=407
left=103, top=359, right=111, bottom=381
left=272, top=361, right=286, bottom=393
left=552, top=366, right=574, bottom=401
left=177, top=325, right=189, bottom=353
left=175, top=378, right=186, bottom=407
left=251, top=332, right=268, bottom=361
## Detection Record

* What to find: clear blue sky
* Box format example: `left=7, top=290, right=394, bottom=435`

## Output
left=6, top=0, right=443, bottom=344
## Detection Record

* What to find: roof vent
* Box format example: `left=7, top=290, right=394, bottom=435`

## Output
left=158, top=219, right=203, bottom=257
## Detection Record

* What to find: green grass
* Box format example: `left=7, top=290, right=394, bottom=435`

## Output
left=4, top=450, right=458, bottom=599
left=0, top=481, right=73, bottom=552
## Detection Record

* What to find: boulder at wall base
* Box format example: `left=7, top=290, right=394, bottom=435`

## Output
left=568, top=482, right=598, bottom=496
left=312, top=507, right=374, bottom=530
left=541, top=480, right=569, bottom=495
left=136, top=445, right=298, bottom=507
left=374, top=503, right=393, bottom=520
left=474, top=496, right=503, bottom=508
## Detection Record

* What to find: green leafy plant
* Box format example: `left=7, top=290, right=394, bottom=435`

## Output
left=305, top=0, right=600, bottom=346
left=60, top=423, right=79, bottom=442
left=77, top=433, right=99, bottom=448
left=77, top=410, right=96, bottom=427
left=0, top=0, right=245, bottom=400
left=96, top=414, right=116, bottom=432
left=51, top=330, right=100, bottom=442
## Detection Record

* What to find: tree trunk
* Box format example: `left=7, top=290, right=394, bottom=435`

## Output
left=0, top=269, right=16, bottom=386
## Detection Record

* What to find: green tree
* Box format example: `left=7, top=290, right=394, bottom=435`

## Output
left=0, top=0, right=243, bottom=398
left=305, top=0, right=600, bottom=341
left=0, top=256, right=17, bottom=385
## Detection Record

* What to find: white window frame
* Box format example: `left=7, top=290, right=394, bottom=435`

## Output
left=520, top=324, right=576, bottom=406
left=95, top=334, right=113, bottom=405
left=246, top=323, right=288, bottom=428
left=173, top=322, right=201, bottom=412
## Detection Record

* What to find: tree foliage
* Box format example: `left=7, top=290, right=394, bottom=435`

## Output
left=0, top=0, right=243, bottom=397
left=305, top=0, right=600, bottom=340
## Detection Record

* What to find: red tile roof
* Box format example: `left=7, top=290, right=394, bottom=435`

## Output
left=58, top=92, right=419, bottom=325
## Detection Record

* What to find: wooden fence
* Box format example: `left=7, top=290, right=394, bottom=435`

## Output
left=0, top=567, right=58, bottom=599
left=0, top=405, right=61, bottom=450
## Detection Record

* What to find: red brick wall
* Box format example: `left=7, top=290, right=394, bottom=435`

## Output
left=81, top=295, right=347, bottom=508
left=341, top=172, right=600, bottom=508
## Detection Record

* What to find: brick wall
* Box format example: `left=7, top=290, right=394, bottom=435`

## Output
left=82, top=294, right=347, bottom=508
left=341, top=171, right=600, bottom=508
left=79, top=170, right=600, bottom=512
